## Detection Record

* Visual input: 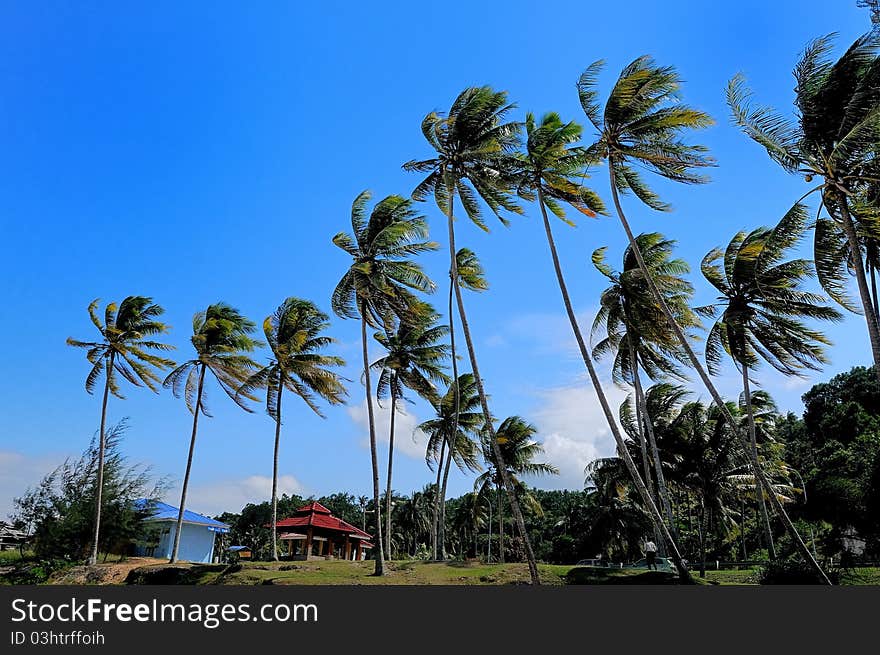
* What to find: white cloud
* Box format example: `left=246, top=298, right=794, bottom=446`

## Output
left=0, top=451, right=68, bottom=521
left=501, top=311, right=589, bottom=358
left=168, top=474, right=306, bottom=517
left=347, top=400, right=428, bottom=460
left=527, top=382, right=629, bottom=490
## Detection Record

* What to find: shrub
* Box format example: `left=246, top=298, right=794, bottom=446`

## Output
left=758, top=559, right=841, bottom=584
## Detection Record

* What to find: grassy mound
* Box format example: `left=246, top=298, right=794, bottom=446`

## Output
left=564, top=566, right=696, bottom=585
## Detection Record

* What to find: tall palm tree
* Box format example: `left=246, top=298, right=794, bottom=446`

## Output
left=727, top=32, right=880, bottom=383
left=163, top=303, right=261, bottom=563
left=592, top=232, right=700, bottom=545
left=421, top=373, right=483, bottom=559
left=371, top=301, right=450, bottom=556
left=698, top=204, right=842, bottom=557
left=579, top=58, right=828, bottom=582
left=514, top=109, right=691, bottom=577
left=404, top=86, right=543, bottom=584
left=237, top=298, right=347, bottom=561
left=331, top=191, right=438, bottom=575
left=475, top=416, right=557, bottom=564
left=67, top=296, right=174, bottom=565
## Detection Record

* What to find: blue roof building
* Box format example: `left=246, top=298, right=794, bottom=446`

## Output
left=134, top=500, right=229, bottom=563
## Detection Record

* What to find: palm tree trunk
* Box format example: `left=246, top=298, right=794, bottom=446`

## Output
left=360, top=312, right=384, bottom=575
left=536, top=186, right=691, bottom=582
left=385, top=382, right=397, bottom=559
left=171, top=363, right=206, bottom=563
left=628, top=346, right=655, bottom=497
left=447, top=187, right=541, bottom=585
left=871, top=260, right=879, bottom=322
left=741, top=363, right=776, bottom=559
left=627, top=343, right=662, bottom=553
left=431, top=438, right=445, bottom=559
left=89, top=352, right=115, bottom=566
left=698, top=500, right=706, bottom=578
left=271, top=380, right=284, bottom=561
left=607, top=166, right=829, bottom=583
left=836, top=193, right=880, bottom=384
left=439, top=437, right=455, bottom=559
left=632, top=362, right=679, bottom=543
left=497, top=484, right=504, bottom=564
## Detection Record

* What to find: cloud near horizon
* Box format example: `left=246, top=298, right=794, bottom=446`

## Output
left=166, top=474, right=307, bottom=518
left=347, top=400, right=428, bottom=460
left=0, top=450, right=69, bottom=521
left=528, top=382, right=628, bottom=490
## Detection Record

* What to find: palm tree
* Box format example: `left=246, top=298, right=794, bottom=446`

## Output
left=421, top=373, right=483, bottom=559
left=395, top=489, right=432, bottom=557
left=404, top=86, right=543, bottom=584
left=450, top=491, right=489, bottom=559
left=698, top=204, right=842, bottom=558
left=67, top=296, right=175, bottom=565
left=237, top=298, right=347, bottom=561
left=592, top=232, right=700, bottom=545
left=331, top=191, right=438, bottom=575
left=162, top=303, right=261, bottom=563
left=579, top=58, right=828, bottom=582
left=475, top=416, right=558, bottom=564
left=584, top=457, right=653, bottom=562
left=727, top=32, right=880, bottom=383
left=371, top=301, right=450, bottom=556
left=515, top=109, right=691, bottom=577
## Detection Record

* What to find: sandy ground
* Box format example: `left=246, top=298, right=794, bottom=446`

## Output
left=51, top=556, right=169, bottom=585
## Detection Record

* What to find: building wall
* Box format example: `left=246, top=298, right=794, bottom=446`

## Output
left=136, top=522, right=217, bottom=563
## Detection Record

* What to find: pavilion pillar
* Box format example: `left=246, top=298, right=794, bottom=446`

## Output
left=305, top=527, right=313, bottom=559
left=344, top=536, right=351, bottom=561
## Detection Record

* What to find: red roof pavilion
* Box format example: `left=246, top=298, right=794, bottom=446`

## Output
left=274, top=502, right=373, bottom=561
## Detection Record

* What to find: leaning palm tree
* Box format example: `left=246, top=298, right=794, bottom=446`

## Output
left=592, top=233, right=700, bottom=544
left=404, top=86, right=544, bottom=584
left=67, top=296, right=175, bottom=565
left=371, top=301, right=450, bottom=556
left=475, top=416, right=557, bottom=563
left=697, top=204, right=842, bottom=558
left=237, top=298, right=347, bottom=561
left=421, top=373, right=484, bottom=559
left=726, top=32, right=880, bottom=383
left=514, top=110, right=691, bottom=577
left=579, top=58, right=829, bottom=581
left=331, top=191, right=438, bottom=575
left=163, top=303, right=262, bottom=563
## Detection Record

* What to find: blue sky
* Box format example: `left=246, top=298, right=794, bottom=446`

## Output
left=0, top=1, right=874, bottom=519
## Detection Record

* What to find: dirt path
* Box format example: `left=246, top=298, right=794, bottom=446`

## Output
left=51, top=557, right=168, bottom=585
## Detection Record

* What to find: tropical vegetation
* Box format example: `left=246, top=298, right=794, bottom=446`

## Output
left=37, top=6, right=880, bottom=585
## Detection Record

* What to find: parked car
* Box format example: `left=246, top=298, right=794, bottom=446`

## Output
left=627, top=556, right=675, bottom=571
left=575, top=558, right=615, bottom=568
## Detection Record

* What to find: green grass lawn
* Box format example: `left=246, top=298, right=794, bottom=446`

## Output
left=0, top=550, right=30, bottom=565
left=123, top=560, right=704, bottom=585
left=21, top=557, right=880, bottom=586
left=125, top=560, right=576, bottom=586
